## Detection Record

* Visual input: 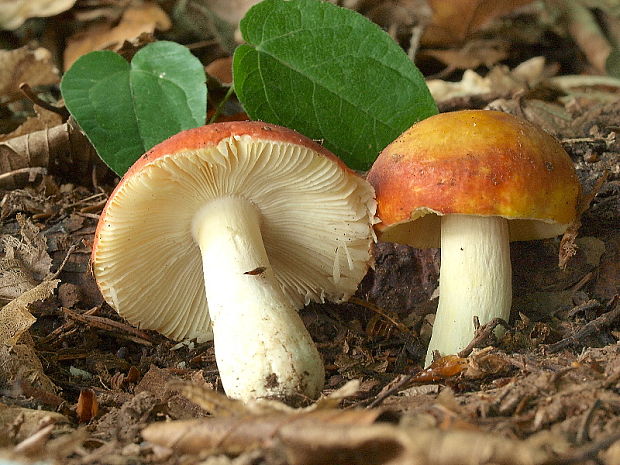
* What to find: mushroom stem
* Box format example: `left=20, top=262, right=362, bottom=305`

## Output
left=425, top=214, right=512, bottom=367
left=192, top=196, right=324, bottom=401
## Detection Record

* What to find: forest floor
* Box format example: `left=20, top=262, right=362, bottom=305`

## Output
left=0, top=1, right=619, bottom=464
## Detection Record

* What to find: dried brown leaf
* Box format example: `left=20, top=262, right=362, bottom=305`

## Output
left=0, top=304, right=35, bottom=345
left=144, top=418, right=556, bottom=465
left=0, top=108, right=63, bottom=143
left=63, top=2, right=171, bottom=70
left=0, top=120, right=100, bottom=190
left=486, top=98, right=573, bottom=136
left=0, top=343, right=58, bottom=394
left=0, top=0, right=77, bottom=30
left=422, top=0, right=534, bottom=47
left=15, top=214, right=52, bottom=278
left=0, top=46, right=59, bottom=97
left=280, top=424, right=554, bottom=465
left=173, top=379, right=361, bottom=416
left=559, top=172, right=606, bottom=269
left=206, top=57, right=233, bottom=85
left=0, top=279, right=59, bottom=343
left=142, top=408, right=388, bottom=456
left=361, top=0, right=431, bottom=51
left=206, top=0, right=263, bottom=25
left=554, top=0, right=613, bottom=73
left=57, top=282, right=81, bottom=308
left=603, top=440, right=620, bottom=464
left=0, top=214, right=53, bottom=305
left=0, top=404, right=67, bottom=447
left=464, top=347, right=513, bottom=379
left=427, top=56, right=551, bottom=102
left=13, top=423, right=55, bottom=455
left=422, top=39, right=508, bottom=71
left=0, top=253, right=39, bottom=303
left=409, top=355, right=468, bottom=383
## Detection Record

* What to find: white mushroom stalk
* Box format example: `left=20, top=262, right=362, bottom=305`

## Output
left=425, top=214, right=512, bottom=366
left=193, top=196, right=324, bottom=400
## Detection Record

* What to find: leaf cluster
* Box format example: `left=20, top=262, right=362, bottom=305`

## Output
left=61, top=0, right=437, bottom=175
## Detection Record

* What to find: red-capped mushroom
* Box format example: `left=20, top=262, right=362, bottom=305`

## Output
left=92, top=122, right=376, bottom=401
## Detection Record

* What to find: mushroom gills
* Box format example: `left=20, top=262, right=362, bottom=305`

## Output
left=425, top=214, right=512, bottom=366
left=192, top=195, right=324, bottom=400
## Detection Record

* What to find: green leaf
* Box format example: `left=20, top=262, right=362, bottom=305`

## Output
left=606, top=47, right=620, bottom=79
left=233, top=0, right=437, bottom=170
left=61, top=41, right=206, bottom=175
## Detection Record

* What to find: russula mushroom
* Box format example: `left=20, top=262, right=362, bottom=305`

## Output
left=366, top=110, right=580, bottom=366
left=92, top=122, right=376, bottom=401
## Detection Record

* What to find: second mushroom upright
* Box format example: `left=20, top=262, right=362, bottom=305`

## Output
left=367, top=110, right=580, bottom=366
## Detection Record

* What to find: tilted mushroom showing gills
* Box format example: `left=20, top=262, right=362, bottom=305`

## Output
left=92, top=122, right=376, bottom=401
left=367, top=110, right=580, bottom=367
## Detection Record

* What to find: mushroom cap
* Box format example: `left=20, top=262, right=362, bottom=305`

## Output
left=367, top=110, right=580, bottom=248
left=92, top=122, right=376, bottom=341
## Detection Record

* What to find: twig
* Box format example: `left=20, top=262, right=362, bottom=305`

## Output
left=62, top=307, right=153, bottom=345
left=542, top=430, right=620, bottom=465
left=50, top=244, right=78, bottom=279
left=186, top=39, right=218, bottom=50
left=39, top=306, right=100, bottom=345
left=75, top=212, right=102, bottom=220
left=0, top=167, right=47, bottom=183
left=80, top=198, right=107, bottom=213
left=576, top=399, right=602, bottom=445
left=64, top=192, right=107, bottom=209
left=348, top=296, right=417, bottom=340
left=570, top=272, right=594, bottom=294
left=18, top=82, right=70, bottom=119
left=364, top=374, right=414, bottom=408
left=91, top=164, right=99, bottom=191
left=567, top=299, right=601, bottom=319
left=13, top=424, right=55, bottom=454
left=458, top=317, right=510, bottom=358
left=546, top=297, right=620, bottom=354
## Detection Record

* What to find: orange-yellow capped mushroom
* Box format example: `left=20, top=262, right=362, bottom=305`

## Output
left=368, top=110, right=580, bottom=248
left=367, top=110, right=580, bottom=366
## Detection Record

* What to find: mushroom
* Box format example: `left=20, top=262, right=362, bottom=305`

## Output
left=366, top=110, right=580, bottom=366
left=92, top=122, right=376, bottom=401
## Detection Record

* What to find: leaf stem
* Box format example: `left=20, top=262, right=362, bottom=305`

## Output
left=19, top=83, right=70, bottom=119
left=208, top=86, right=235, bottom=125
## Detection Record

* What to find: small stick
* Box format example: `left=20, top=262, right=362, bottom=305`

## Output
left=39, top=306, right=100, bottom=344
left=62, top=307, right=153, bottom=344
left=567, top=299, right=600, bottom=319
left=576, top=399, right=602, bottom=445
left=18, top=82, right=69, bottom=119
left=50, top=244, right=78, bottom=279
left=458, top=317, right=510, bottom=358
left=75, top=212, right=102, bottom=220
left=365, top=374, right=414, bottom=408
left=186, top=39, right=218, bottom=50
left=0, top=167, right=47, bottom=183
left=348, top=296, right=416, bottom=340
left=542, top=430, right=620, bottom=465
left=546, top=297, right=620, bottom=354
